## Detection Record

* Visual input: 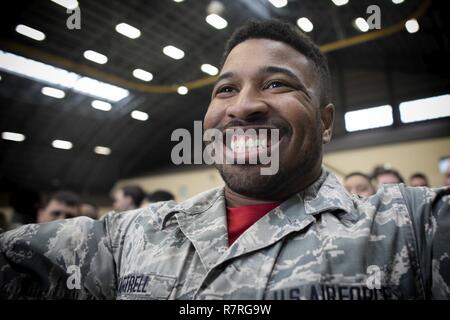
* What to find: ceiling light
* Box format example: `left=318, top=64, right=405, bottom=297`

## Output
left=115, top=23, right=141, bottom=39
left=205, top=14, right=228, bottom=30
left=2, top=132, right=25, bottom=142
left=268, top=0, right=288, bottom=8
left=297, top=17, right=314, bottom=32
left=52, top=139, right=73, bottom=150
left=132, top=69, right=153, bottom=82
left=331, top=0, right=349, bottom=6
left=91, top=100, right=112, bottom=111
left=392, top=0, right=404, bottom=4
left=15, top=24, right=46, bottom=41
left=83, top=50, right=108, bottom=64
left=51, top=0, right=79, bottom=10
left=0, top=50, right=129, bottom=102
left=201, top=64, right=219, bottom=76
left=131, top=110, right=149, bottom=121
left=94, top=146, right=111, bottom=155
left=72, top=77, right=129, bottom=102
left=177, top=86, right=188, bottom=95
left=405, top=19, right=419, bottom=33
left=345, top=105, right=393, bottom=132
left=354, top=17, right=370, bottom=32
left=173, top=0, right=184, bottom=2
left=400, top=94, right=450, bottom=123
left=163, top=45, right=185, bottom=60
left=42, top=86, right=65, bottom=99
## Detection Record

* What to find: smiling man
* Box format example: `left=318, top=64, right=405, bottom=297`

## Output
left=0, top=20, right=449, bottom=300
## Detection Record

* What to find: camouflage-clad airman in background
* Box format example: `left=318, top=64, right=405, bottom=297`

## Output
left=1, top=168, right=449, bottom=299
left=1, top=19, right=449, bottom=300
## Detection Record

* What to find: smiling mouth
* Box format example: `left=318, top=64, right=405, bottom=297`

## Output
left=222, top=126, right=288, bottom=157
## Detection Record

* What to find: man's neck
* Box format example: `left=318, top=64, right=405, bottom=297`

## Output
left=224, top=168, right=323, bottom=208
left=224, top=188, right=280, bottom=208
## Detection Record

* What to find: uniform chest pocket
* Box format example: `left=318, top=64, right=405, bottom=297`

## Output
left=117, top=273, right=177, bottom=300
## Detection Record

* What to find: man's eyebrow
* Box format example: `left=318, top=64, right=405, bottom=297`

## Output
left=214, top=72, right=234, bottom=86
left=262, top=66, right=301, bottom=82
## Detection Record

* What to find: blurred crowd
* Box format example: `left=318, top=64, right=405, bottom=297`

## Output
left=0, top=186, right=174, bottom=231
left=344, top=164, right=450, bottom=198
left=1, top=163, right=449, bottom=232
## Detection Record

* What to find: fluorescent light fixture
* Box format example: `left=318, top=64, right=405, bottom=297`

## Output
left=115, top=23, right=141, bottom=39
left=0, top=50, right=129, bottom=102
left=51, top=0, right=79, bottom=10
left=268, top=0, right=288, bottom=8
left=173, top=0, right=184, bottom=2
left=73, top=77, right=129, bottom=102
left=41, top=86, right=65, bottom=99
left=94, top=146, right=111, bottom=155
left=91, top=100, right=112, bottom=111
left=177, top=86, right=188, bottom=95
left=354, top=17, right=370, bottom=32
left=131, top=110, right=149, bottom=121
left=345, top=105, right=393, bottom=132
left=205, top=14, right=228, bottom=30
left=133, top=68, right=153, bottom=82
left=201, top=64, right=219, bottom=76
left=163, top=45, right=185, bottom=60
left=52, top=139, right=73, bottom=150
left=331, top=0, right=349, bottom=6
left=15, top=24, right=45, bottom=41
left=297, top=17, right=314, bottom=32
left=399, top=94, right=450, bottom=123
left=83, top=50, right=108, bottom=64
left=392, top=0, right=404, bottom=4
left=2, top=132, right=25, bottom=142
left=405, top=19, right=419, bottom=33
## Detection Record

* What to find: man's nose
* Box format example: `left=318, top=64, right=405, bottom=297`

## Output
left=225, top=87, right=269, bottom=120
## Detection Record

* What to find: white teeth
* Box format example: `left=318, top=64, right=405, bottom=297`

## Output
left=229, top=135, right=269, bottom=152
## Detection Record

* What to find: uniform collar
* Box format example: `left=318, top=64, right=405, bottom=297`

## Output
left=172, top=166, right=354, bottom=217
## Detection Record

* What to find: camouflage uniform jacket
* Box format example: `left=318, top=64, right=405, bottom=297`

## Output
left=1, top=169, right=449, bottom=300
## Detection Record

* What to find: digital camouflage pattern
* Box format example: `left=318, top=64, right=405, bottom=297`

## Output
left=1, top=168, right=449, bottom=300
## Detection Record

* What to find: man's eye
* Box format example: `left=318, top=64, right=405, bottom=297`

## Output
left=265, top=81, right=287, bottom=89
left=216, top=86, right=236, bottom=95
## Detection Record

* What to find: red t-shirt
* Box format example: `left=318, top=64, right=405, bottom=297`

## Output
left=226, top=202, right=281, bottom=246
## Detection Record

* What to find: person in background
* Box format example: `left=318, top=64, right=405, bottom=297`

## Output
left=372, top=166, right=404, bottom=188
left=444, top=165, right=450, bottom=186
left=409, top=173, right=430, bottom=187
left=344, top=172, right=376, bottom=197
left=148, top=190, right=175, bottom=203
left=112, top=185, right=145, bottom=212
left=80, top=202, right=99, bottom=219
left=140, top=190, right=175, bottom=208
left=37, top=191, right=81, bottom=223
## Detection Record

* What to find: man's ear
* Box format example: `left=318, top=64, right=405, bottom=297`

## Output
left=320, top=103, right=334, bottom=144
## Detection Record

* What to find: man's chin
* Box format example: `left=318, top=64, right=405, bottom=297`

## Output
left=216, top=164, right=285, bottom=200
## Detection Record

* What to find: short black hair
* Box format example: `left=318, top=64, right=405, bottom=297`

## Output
left=344, top=172, right=371, bottom=182
left=147, top=190, right=175, bottom=203
left=222, top=19, right=331, bottom=107
left=409, top=172, right=428, bottom=181
left=47, top=191, right=81, bottom=208
left=372, top=167, right=404, bottom=184
left=121, top=185, right=145, bottom=207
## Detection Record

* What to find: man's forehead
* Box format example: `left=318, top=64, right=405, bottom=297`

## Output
left=220, top=38, right=315, bottom=82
